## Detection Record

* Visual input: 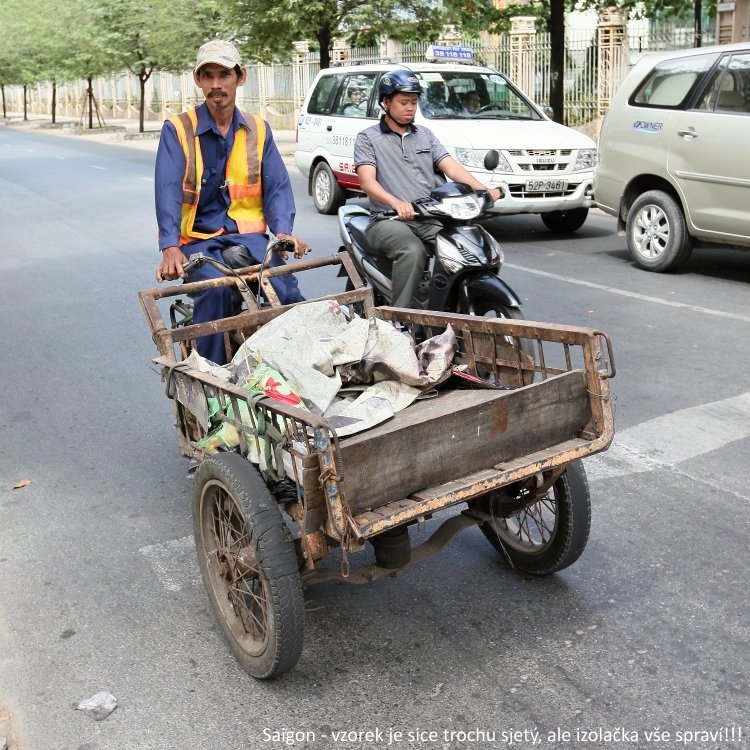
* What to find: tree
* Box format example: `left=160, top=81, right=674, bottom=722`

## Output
left=497, top=0, right=714, bottom=122
left=225, top=0, right=503, bottom=69
left=96, top=0, right=220, bottom=131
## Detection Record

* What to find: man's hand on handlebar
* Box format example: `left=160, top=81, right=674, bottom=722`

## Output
left=274, top=233, right=311, bottom=260
left=392, top=200, right=416, bottom=221
left=488, top=187, right=503, bottom=203
left=156, top=246, right=188, bottom=282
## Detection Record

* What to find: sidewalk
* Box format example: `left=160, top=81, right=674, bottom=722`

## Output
left=1, top=113, right=299, bottom=157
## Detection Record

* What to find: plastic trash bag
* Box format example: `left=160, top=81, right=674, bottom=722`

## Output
left=75, top=692, right=117, bottom=721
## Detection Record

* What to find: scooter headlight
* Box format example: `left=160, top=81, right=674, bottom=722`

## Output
left=434, top=195, right=483, bottom=220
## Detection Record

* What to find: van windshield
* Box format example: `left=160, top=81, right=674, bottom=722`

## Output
left=416, top=71, right=543, bottom=120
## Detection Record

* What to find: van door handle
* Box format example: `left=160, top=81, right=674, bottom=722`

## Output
left=677, top=128, right=699, bottom=139
left=326, top=125, right=333, bottom=131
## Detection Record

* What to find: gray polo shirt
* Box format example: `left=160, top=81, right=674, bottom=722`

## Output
left=354, top=117, right=449, bottom=212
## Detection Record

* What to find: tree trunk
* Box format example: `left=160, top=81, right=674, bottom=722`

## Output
left=548, top=0, right=565, bottom=124
left=52, top=81, right=57, bottom=125
left=23, top=85, right=28, bottom=121
left=694, top=0, right=702, bottom=47
left=138, top=67, right=152, bottom=133
left=88, top=76, right=94, bottom=129
left=317, top=26, right=332, bottom=70
left=2, top=84, right=6, bottom=119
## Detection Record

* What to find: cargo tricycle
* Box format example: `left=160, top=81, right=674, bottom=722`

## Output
left=138, top=251, right=615, bottom=679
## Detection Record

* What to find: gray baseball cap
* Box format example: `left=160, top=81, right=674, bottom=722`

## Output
left=194, top=40, right=242, bottom=73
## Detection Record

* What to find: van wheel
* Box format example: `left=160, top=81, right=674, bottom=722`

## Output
left=626, top=190, right=694, bottom=272
left=541, top=207, right=588, bottom=233
left=312, top=162, right=346, bottom=215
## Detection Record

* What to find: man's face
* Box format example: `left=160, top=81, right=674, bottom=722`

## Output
left=384, top=92, right=419, bottom=125
left=193, top=63, right=246, bottom=116
left=465, top=94, right=480, bottom=112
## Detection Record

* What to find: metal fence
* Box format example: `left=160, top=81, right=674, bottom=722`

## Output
left=3, top=20, right=713, bottom=131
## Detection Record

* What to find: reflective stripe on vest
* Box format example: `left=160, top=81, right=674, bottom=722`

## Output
left=168, top=108, right=267, bottom=245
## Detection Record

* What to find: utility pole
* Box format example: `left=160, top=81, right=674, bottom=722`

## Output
left=549, top=0, right=565, bottom=123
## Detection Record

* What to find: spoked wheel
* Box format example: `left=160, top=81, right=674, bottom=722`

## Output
left=193, top=453, right=303, bottom=679
left=472, top=460, right=591, bottom=575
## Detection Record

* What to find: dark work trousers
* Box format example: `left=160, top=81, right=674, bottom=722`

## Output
left=182, top=235, right=304, bottom=364
left=365, top=217, right=442, bottom=309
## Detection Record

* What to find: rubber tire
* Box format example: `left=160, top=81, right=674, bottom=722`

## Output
left=312, top=161, right=347, bottom=215
left=626, top=190, right=694, bottom=272
left=193, top=453, right=304, bottom=679
left=474, top=460, right=591, bottom=575
left=541, top=207, right=588, bottom=233
left=464, top=297, right=537, bottom=371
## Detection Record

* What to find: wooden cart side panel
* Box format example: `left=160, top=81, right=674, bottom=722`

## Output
left=338, top=370, right=591, bottom=515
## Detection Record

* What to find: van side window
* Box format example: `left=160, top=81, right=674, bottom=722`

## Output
left=631, top=55, right=715, bottom=108
left=696, top=53, right=750, bottom=113
left=334, top=74, right=378, bottom=118
left=307, top=75, right=340, bottom=115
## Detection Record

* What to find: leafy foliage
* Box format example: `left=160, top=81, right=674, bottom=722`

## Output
left=225, top=0, right=508, bottom=67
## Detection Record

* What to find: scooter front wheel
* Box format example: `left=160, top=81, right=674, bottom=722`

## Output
left=462, top=295, right=522, bottom=322
left=463, top=295, right=536, bottom=382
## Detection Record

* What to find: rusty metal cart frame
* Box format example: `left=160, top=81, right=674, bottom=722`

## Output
left=139, top=252, right=615, bottom=679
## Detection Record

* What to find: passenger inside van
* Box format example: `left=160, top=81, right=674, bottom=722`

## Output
left=422, top=82, right=455, bottom=116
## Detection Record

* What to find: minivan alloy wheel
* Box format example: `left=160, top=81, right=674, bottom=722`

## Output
left=626, top=190, right=694, bottom=272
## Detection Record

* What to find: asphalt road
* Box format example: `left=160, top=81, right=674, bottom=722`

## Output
left=0, top=123, right=748, bottom=750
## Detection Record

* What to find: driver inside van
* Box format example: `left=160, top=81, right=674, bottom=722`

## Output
left=461, top=91, right=482, bottom=114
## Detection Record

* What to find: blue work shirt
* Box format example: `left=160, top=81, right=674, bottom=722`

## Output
left=155, top=102, right=296, bottom=250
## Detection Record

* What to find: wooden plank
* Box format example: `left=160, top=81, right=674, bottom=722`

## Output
left=410, top=438, right=590, bottom=502
left=339, top=371, right=590, bottom=515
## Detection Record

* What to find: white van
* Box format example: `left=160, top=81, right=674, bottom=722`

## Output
left=294, top=56, right=598, bottom=232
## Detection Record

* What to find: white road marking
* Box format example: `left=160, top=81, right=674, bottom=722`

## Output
left=506, top=263, right=750, bottom=324
left=91, top=164, right=105, bottom=170
left=139, top=535, right=199, bottom=591
left=141, top=393, right=750, bottom=590
left=54, top=155, right=64, bottom=159
left=141, top=176, right=154, bottom=181
left=586, top=391, right=750, bottom=481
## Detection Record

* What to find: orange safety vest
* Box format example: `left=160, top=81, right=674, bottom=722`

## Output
left=168, top=107, right=267, bottom=245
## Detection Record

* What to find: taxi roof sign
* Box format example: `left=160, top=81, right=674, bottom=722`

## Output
left=425, top=45, right=476, bottom=63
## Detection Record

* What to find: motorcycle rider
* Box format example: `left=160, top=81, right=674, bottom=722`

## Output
left=154, top=39, right=309, bottom=364
left=353, top=70, right=501, bottom=309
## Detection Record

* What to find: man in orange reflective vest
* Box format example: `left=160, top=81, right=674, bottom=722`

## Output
left=155, top=39, right=309, bottom=364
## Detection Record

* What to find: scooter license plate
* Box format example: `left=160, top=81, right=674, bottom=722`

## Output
left=525, top=178, right=568, bottom=192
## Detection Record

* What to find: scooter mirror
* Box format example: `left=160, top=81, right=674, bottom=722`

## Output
left=484, top=150, right=500, bottom=171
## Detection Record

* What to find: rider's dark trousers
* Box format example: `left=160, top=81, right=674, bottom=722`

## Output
left=365, top=218, right=442, bottom=308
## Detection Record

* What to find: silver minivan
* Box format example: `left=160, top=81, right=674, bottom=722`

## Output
left=594, top=42, right=750, bottom=272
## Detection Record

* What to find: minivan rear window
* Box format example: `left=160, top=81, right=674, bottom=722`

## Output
left=632, top=54, right=716, bottom=108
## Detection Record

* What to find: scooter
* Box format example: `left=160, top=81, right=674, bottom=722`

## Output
left=338, top=151, right=523, bottom=321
